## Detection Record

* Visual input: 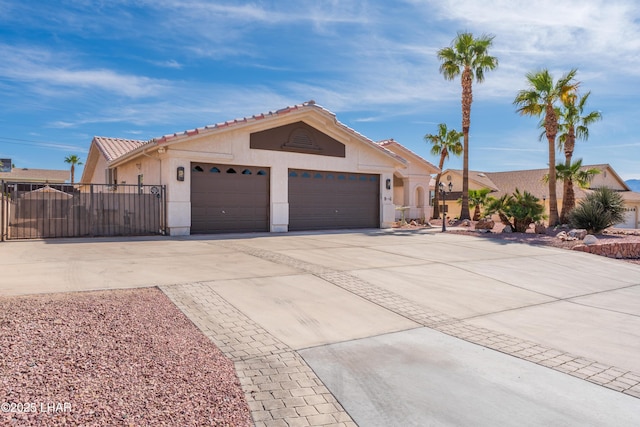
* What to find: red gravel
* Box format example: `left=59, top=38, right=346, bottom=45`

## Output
left=442, top=221, right=640, bottom=265
left=0, top=287, right=252, bottom=427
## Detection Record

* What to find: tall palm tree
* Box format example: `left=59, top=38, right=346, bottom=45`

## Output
left=438, top=32, right=498, bottom=220
left=64, top=155, right=83, bottom=184
left=557, top=92, right=602, bottom=223
left=513, top=68, right=579, bottom=226
left=425, top=123, right=463, bottom=219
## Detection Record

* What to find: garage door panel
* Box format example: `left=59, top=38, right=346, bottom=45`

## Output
left=289, top=169, right=379, bottom=231
left=191, top=163, right=269, bottom=233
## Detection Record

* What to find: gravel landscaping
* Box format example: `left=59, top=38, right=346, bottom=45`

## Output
left=0, top=287, right=252, bottom=427
left=438, top=220, right=640, bottom=265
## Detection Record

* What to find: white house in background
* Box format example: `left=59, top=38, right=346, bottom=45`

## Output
left=81, top=101, right=439, bottom=236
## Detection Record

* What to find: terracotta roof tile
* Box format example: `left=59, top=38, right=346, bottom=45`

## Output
left=95, top=100, right=407, bottom=165
left=93, top=136, right=147, bottom=162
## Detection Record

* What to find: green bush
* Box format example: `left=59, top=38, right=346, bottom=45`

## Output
left=569, top=187, right=625, bottom=233
left=484, top=189, right=545, bottom=233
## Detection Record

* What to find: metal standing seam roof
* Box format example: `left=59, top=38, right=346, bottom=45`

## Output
left=94, top=101, right=407, bottom=166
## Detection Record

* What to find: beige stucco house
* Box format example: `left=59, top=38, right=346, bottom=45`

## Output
left=81, top=101, right=439, bottom=236
left=439, top=165, right=640, bottom=228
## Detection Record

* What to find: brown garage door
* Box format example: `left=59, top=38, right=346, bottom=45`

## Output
left=191, top=163, right=269, bottom=233
left=288, top=169, right=379, bottom=231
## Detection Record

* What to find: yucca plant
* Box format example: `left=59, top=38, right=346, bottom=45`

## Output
left=569, top=187, right=625, bottom=233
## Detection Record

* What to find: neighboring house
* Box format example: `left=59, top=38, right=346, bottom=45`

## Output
left=439, top=165, right=640, bottom=229
left=0, top=168, right=69, bottom=184
left=81, top=101, right=439, bottom=236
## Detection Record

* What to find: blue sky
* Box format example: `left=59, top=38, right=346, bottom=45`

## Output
left=1, top=0, right=639, bottom=180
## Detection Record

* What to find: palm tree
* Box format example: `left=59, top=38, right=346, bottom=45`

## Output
left=425, top=123, right=463, bottom=219
left=64, top=155, right=83, bottom=184
left=513, top=68, right=579, bottom=226
left=468, top=188, right=493, bottom=221
left=438, top=32, right=498, bottom=220
left=553, top=159, right=600, bottom=222
left=557, top=92, right=602, bottom=223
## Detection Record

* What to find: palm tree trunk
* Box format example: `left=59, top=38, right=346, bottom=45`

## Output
left=432, top=174, right=441, bottom=219
left=560, top=127, right=576, bottom=223
left=460, top=67, right=473, bottom=220
left=561, top=178, right=575, bottom=223
left=70, top=164, right=75, bottom=184
left=546, top=105, right=559, bottom=226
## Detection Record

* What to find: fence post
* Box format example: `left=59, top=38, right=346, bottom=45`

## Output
left=89, top=184, right=94, bottom=237
left=1, top=180, right=4, bottom=242
left=162, top=185, right=167, bottom=235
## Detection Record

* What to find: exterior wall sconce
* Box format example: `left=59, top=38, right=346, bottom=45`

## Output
left=386, top=178, right=391, bottom=190
left=177, top=166, right=185, bottom=181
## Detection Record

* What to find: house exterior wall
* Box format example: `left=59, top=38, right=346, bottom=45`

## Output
left=105, top=116, right=401, bottom=235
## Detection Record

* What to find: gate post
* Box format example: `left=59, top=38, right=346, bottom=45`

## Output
left=1, top=180, right=4, bottom=242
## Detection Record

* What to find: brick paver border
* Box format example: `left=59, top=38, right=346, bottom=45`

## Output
left=161, top=239, right=640, bottom=426
left=223, top=242, right=640, bottom=400
left=161, top=283, right=357, bottom=427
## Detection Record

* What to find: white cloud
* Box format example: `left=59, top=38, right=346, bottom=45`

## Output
left=0, top=44, right=171, bottom=98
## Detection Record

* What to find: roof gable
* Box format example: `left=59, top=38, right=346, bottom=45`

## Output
left=378, top=139, right=439, bottom=174
left=89, top=101, right=408, bottom=167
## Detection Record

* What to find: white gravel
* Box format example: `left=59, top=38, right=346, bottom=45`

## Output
left=0, top=287, right=252, bottom=426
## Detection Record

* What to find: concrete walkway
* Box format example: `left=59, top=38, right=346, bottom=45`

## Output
left=2, top=229, right=640, bottom=426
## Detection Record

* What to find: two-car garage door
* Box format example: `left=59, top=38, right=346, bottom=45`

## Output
left=191, top=163, right=380, bottom=233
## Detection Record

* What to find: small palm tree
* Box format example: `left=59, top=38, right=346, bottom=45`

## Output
left=514, top=68, right=579, bottom=226
left=64, top=155, right=83, bottom=184
left=468, top=188, right=493, bottom=221
left=554, top=160, right=600, bottom=223
left=438, top=32, right=498, bottom=220
left=425, top=123, right=463, bottom=219
left=484, top=189, right=545, bottom=233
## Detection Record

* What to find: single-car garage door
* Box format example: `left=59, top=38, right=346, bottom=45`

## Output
left=191, top=163, right=269, bottom=233
left=288, top=169, right=379, bottom=231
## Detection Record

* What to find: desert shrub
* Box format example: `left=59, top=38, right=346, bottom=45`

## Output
left=569, top=187, right=625, bottom=233
left=484, top=189, right=545, bottom=232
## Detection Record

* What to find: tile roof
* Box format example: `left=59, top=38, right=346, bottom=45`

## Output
left=94, top=100, right=407, bottom=166
left=0, top=168, right=69, bottom=182
left=445, top=169, right=500, bottom=191
left=93, top=136, right=148, bottom=162
left=378, top=139, right=439, bottom=172
left=444, top=165, right=628, bottom=201
left=153, top=101, right=323, bottom=145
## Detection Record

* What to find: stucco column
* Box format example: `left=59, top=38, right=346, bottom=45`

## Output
left=165, top=156, right=191, bottom=236
left=381, top=173, right=395, bottom=228
left=270, top=166, right=289, bottom=232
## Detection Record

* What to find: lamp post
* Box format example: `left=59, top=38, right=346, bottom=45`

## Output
left=439, top=181, right=453, bottom=232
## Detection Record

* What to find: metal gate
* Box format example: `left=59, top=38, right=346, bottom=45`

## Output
left=1, top=182, right=166, bottom=240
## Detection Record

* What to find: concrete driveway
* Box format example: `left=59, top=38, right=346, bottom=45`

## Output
left=2, top=229, right=640, bottom=426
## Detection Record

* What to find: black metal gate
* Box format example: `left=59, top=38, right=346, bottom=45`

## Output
left=1, top=182, right=166, bottom=240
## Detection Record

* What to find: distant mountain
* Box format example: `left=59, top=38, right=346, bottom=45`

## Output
left=626, top=179, right=640, bottom=192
